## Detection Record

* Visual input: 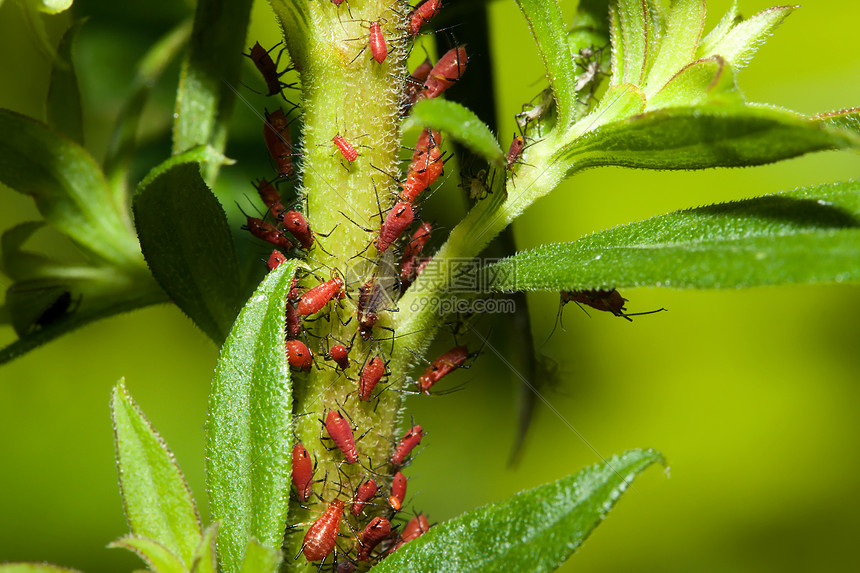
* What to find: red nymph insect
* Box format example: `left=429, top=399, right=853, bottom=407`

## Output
left=300, top=499, right=345, bottom=562
left=400, top=222, right=432, bottom=288
left=327, top=344, right=351, bottom=370
left=245, top=217, right=294, bottom=250
left=506, top=135, right=525, bottom=168
left=359, top=356, right=386, bottom=401
left=297, top=276, right=344, bottom=316
left=281, top=210, right=313, bottom=250
left=391, top=424, right=423, bottom=466
left=423, top=45, right=468, bottom=99
left=291, top=442, right=314, bottom=502
left=267, top=249, right=287, bottom=270
left=286, top=339, right=313, bottom=371
left=351, top=479, right=378, bottom=516
left=417, top=345, right=469, bottom=395
left=408, top=0, right=442, bottom=36
left=368, top=21, right=387, bottom=63
left=332, top=134, right=359, bottom=162
left=388, top=471, right=407, bottom=511
left=357, top=517, right=391, bottom=561
left=263, top=108, right=294, bottom=178
left=401, top=130, right=444, bottom=203
left=377, top=201, right=415, bottom=253
left=325, top=410, right=359, bottom=464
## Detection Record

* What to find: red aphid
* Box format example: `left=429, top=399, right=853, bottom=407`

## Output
left=267, top=249, right=287, bottom=270
left=297, top=276, right=344, bottom=316
left=357, top=517, right=391, bottom=561
left=325, top=410, right=359, bottom=464
left=391, top=424, right=423, bottom=466
left=388, top=471, right=407, bottom=511
left=408, top=0, right=442, bottom=36
left=369, top=21, right=387, bottom=64
left=423, top=45, right=468, bottom=99
left=359, top=356, right=385, bottom=401
left=506, top=135, right=525, bottom=168
left=333, top=134, right=359, bottom=162
left=291, top=442, right=314, bottom=502
left=327, top=344, right=350, bottom=370
left=301, top=499, right=345, bottom=562
left=331, top=0, right=345, bottom=5
left=281, top=210, right=313, bottom=250
left=377, top=201, right=415, bottom=253
left=245, top=42, right=288, bottom=98
left=401, top=130, right=444, bottom=203
left=263, top=109, right=294, bottom=178
left=286, top=339, right=313, bottom=371
left=400, top=222, right=432, bottom=285
left=417, top=345, right=469, bottom=395
left=255, top=178, right=282, bottom=211
left=390, top=512, right=430, bottom=553
left=246, top=216, right=294, bottom=250
left=351, top=479, right=378, bottom=516
left=286, top=302, right=302, bottom=339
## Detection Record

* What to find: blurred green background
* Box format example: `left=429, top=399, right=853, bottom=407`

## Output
left=1, top=0, right=859, bottom=571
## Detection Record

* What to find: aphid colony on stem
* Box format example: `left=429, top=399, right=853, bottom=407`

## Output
left=237, top=0, right=485, bottom=568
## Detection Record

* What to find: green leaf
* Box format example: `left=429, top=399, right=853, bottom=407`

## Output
left=1, top=222, right=55, bottom=280
left=645, top=55, right=741, bottom=111
left=642, top=0, right=706, bottom=96
left=697, top=5, right=796, bottom=71
left=111, top=380, right=202, bottom=568
left=46, top=19, right=84, bottom=145
left=608, top=0, right=658, bottom=87
left=410, top=99, right=504, bottom=165
left=0, top=565, right=82, bottom=573
left=561, top=103, right=860, bottom=173
left=173, top=0, right=254, bottom=183
left=238, top=540, right=280, bottom=573
left=374, top=449, right=664, bottom=573
left=104, top=19, right=192, bottom=197
left=515, top=0, right=578, bottom=128
left=190, top=524, right=218, bottom=573
left=109, top=536, right=189, bottom=573
left=133, top=162, right=242, bottom=344
left=484, top=181, right=860, bottom=291
left=205, top=260, right=298, bottom=573
left=0, top=110, right=141, bottom=268
left=697, top=0, right=738, bottom=56
left=814, top=107, right=860, bottom=138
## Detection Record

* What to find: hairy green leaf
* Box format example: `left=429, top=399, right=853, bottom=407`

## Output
left=268, top=1, right=311, bottom=70
left=561, top=103, right=860, bottom=173
left=645, top=55, right=741, bottom=110
left=109, top=536, right=189, bottom=573
left=111, top=380, right=201, bottom=568
left=173, top=0, right=253, bottom=183
left=698, top=0, right=738, bottom=56
left=608, top=0, right=656, bottom=87
left=104, top=19, right=192, bottom=197
left=238, top=540, right=280, bottom=573
left=485, top=181, right=860, bottom=291
left=1, top=222, right=55, bottom=281
left=205, top=260, right=298, bottom=573
left=515, top=0, right=577, bottom=128
left=814, top=107, right=860, bottom=138
left=410, top=99, right=504, bottom=164
left=0, top=110, right=140, bottom=267
left=643, top=0, right=706, bottom=95
left=375, top=449, right=664, bottom=573
left=0, top=565, right=82, bottom=573
left=190, top=524, right=218, bottom=573
left=697, top=5, right=795, bottom=71
left=134, top=162, right=241, bottom=344
left=46, top=20, right=84, bottom=145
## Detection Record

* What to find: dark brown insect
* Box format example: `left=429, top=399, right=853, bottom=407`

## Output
left=560, top=289, right=666, bottom=322
left=244, top=42, right=291, bottom=98
left=263, top=108, right=294, bottom=178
